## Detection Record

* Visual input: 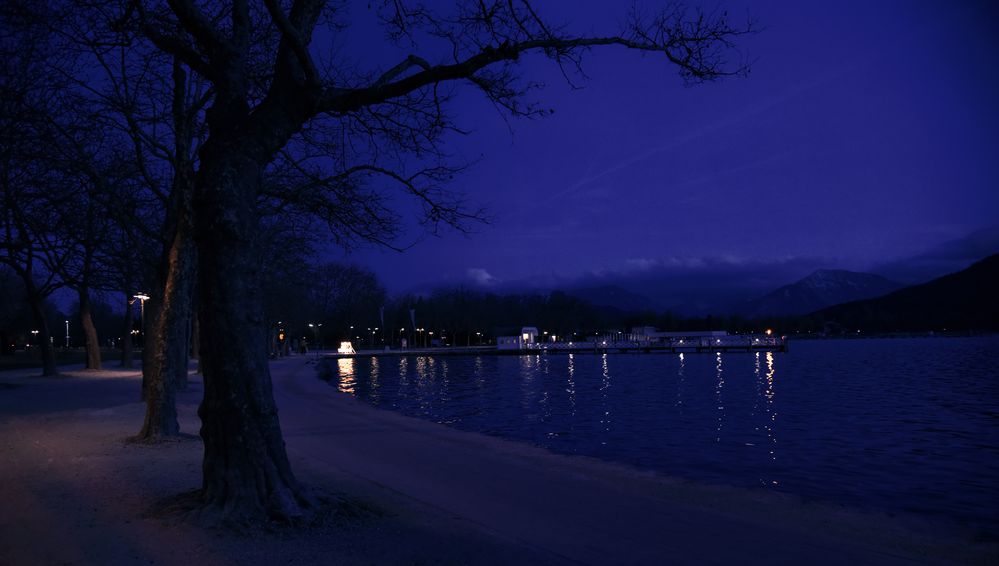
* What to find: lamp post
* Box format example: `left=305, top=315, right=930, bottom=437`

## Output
left=133, top=293, right=149, bottom=348
left=308, top=323, right=322, bottom=358
left=30, top=330, right=39, bottom=348
left=64, top=320, right=69, bottom=348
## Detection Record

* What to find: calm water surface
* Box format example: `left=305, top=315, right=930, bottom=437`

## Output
left=324, top=337, right=999, bottom=530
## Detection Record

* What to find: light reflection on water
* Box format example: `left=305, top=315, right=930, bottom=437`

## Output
left=336, top=358, right=355, bottom=395
left=327, top=337, right=999, bottom=529
left=765, top=351, right=777, bottom=471
left=600, top=353, right=611, bottom=444
left=715, top=352, right=724, bottom=443
left=567, top=354, right=576, bottom=419
left=676, top=352, right=685, bottom=412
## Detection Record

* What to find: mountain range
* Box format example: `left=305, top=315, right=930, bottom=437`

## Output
left=402, top=244, right=999, bottom=327
left=568, top=254, right=999, bottom=331
left=736, top=270, right=902, bottom=317
left=812, top=253, right=999, bottom=331
left=530, top=269, right=907, bottom=318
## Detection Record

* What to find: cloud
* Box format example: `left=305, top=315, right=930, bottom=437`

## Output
left=872, top=225, right=999, bottom=283
left=618, top=254, right=788, bottom=275
left=466, top=268, right=498, bottom=287
left=484, top=254, right=834, bottom=315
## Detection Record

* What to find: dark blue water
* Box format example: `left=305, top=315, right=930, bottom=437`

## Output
left=324, top=337, right=999, bottom=530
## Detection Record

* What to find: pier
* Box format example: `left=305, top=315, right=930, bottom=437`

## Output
left=524, top=334, right=787, bottom=354
left=330, top=334, right=787, bottom=359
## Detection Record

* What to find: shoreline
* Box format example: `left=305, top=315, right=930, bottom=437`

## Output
left=1, top=359, right=995, bottom=564
left=319, top=343, right=999, bottom=535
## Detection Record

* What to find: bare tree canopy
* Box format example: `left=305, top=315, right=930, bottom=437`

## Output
left=4, top=0, right=752, bottom=522
left=115, top=0, right=752, bottom=240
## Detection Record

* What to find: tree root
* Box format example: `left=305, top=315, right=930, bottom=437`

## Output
left=125, top=432, right=199, bottom=445
left=147, top=488, right=383, bottom=531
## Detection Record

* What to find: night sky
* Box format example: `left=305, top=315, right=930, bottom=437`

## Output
left=330, top=0, right=999, bottom=294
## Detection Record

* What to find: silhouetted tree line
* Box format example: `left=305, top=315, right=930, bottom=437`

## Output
left=380, top=290, right=828, bottom=343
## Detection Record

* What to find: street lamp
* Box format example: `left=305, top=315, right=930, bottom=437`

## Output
left=64, top=320, right=69, bottom=348
left=133, top=293, right=150, bottom=348
left=308, top=323, right=323, bottom=357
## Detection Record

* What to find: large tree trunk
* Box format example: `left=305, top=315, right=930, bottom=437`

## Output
left=26, top=293, right=56, bottom=376
left=78, top=287, right=101, bottom=370
left=140, top=296, right=159, bottom=401
left=175, top=313, right=190, bottom=390
left=136, top=58, right=199, bottom=440
left=190, top=305, right=200, bottom=373
left=120, top=291, right=134, bottom=368
left=164, top=220, right=194, bottom=393
left=194, top=145, right=309, bottom=521
left=136, top=194, right=195, bottom=441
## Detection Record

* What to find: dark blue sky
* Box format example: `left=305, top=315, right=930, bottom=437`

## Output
left=330, top=0, right=999, bottom=293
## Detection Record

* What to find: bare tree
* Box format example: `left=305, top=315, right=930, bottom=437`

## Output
left=0, top=4, right=76, bottom=376
left=42, top=107, right=140, bottom=371
left=134, top=57, right=204, bottom=439
left=61, top=12, right=210, bottom=437
left=110, top=0, right=753, bottom=521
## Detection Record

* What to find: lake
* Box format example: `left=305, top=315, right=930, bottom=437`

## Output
left=323, top=337, right=999, bottom=531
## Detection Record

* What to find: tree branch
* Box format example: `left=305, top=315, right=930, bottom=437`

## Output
left=165, top=0, right=227, bottom=56
left=136, top=24, right=214, bottom=80
left=372, top=54, right=432, bottom=87
left=323, top=29, right=750, bottom=114
left=263, top=0, right=322, bottom=87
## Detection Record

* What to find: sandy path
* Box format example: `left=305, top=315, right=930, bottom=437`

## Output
left=0, top=358, right=994, bottom=565
left=0, top=364, right=560, bottom=565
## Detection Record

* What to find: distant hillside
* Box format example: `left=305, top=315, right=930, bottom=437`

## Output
left=741, top=269, right=902, bottom=317
left=565, top=285, right=662, bottom=314
left=812, top=253, right=999, bottom=331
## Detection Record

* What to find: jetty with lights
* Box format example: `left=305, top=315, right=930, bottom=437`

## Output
left=332, top=327, right=786, bottom=359
left=495, top=327, right=787, bottom=354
